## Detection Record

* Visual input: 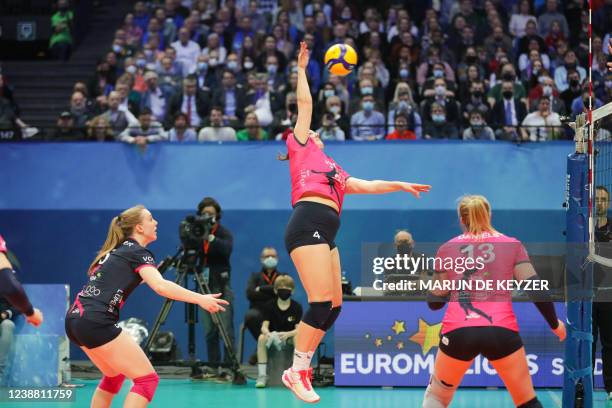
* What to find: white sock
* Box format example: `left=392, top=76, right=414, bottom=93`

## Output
left=292, top=349, right=311, bottom=371
left=257, top=363, right=267, bottom=377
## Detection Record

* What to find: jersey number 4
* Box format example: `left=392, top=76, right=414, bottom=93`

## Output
left=313, top=231, right=321, bottom=239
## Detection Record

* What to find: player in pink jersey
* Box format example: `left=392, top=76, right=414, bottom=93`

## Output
left=422, top=195, right=566, bottom=408
left=280, top=42, right=431, bottom=403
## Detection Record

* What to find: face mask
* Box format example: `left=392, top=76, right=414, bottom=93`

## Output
left=126, top=65, right=137, bottom=74
left=277, top=288, right=292, bottom=300
left=435, top=85, right=446, bottom=96
left=432, top=114, right=445, bottom=123
left=433, top=69, right=444, bottom=78
left=472, top=90, right=483, bottom=98
left=144, top=50, right=153, bottom=58
left=262, top=256, right=278, bottom=269
left=227, top=61, right=238, bottom=71
left=397, top=242, right=413, bottom=255
left=566, top=62, right=577, bottom=69
left=112, top=44, right=122, bottom=53
left=399, top=68, right=409, bottom=78
left=542, top=85, right=553, bottom=96
left=244, top=61, right=254, bottom=70
left=324, top=89, right=334, bottom=98
left=288, top=103, right=297, bottom=114
left=502, top=90, right=513, bottom=99
left=362, top=101, right=374, bottom=111
left=398, top=100, right=409, bottom=111
left=342, top=12, right=351, bottom=20
left=361, top=86, right=373, bottom=95
left=209, top=58, right=218, bottom=67
left=267, top=64, right=278, bottom=74
left=502, top=72, right=514, bottom=81
left=136, top=59, right=146, bottom=68
left=198, top=62, right=208, bottom=71
left=569, top=78, right=579, bottom=87
left=470, top=120, right=483, bottom=127
left=329, top=105, right=341, bottom=114
left=465, top=56, right=477, bottom=64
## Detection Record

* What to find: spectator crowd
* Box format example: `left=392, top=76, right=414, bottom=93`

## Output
left=2, top=0, right=611, bottom=143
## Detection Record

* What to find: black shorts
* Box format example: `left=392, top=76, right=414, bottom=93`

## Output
left=65, top=313, right=122, bottom=349
left=439, top=326, right=523, bottom=362
left=284, top=201, right=341, bottom=254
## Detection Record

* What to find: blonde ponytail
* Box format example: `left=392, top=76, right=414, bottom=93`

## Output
left=88, top=205, right=146, bottom=273
left=457, top=195, right=497, bottom=236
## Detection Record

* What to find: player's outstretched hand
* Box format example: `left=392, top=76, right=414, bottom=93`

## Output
left=297, top=41, right=309, bottom=70
left=199, top=293, right=229, bottom=313
left=553, top=319, right=566, bottom=341
left=26, top=308, right=43, bottom=327
left=402, top=183, right=432, bottom=198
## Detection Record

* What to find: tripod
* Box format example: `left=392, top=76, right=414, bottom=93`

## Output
left=143, top=247, right=246, bottom=385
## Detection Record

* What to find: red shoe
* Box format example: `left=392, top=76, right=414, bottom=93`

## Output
left=281, top=367, right=320, bottom=403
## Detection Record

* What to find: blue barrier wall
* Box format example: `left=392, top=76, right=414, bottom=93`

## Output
left=0, top=141, right=573, bottom=361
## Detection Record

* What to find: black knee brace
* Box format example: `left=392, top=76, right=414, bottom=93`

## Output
left=517, top=398, right=543, bottom=408
left=320, top=306, right=342, bottom=331
left=302, top=301, right=333, bottom=330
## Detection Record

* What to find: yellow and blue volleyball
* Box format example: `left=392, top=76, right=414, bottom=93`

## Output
left=324, top=43, right=357, bottom=76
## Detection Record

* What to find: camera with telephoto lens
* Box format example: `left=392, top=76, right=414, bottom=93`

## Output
left=179, top=213, right=215, bottom=250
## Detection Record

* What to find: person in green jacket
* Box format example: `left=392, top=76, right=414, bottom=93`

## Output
left=49, top=0, right=74, bottom=60
left=236, top=112, right=269, bottom=141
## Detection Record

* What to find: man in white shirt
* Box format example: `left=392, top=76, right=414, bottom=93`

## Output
left=171, top=27, right=201, bottom=76
left=141, top=71, right=167, bottom=123
left=521, top=97, right=562, bottom=141
left=198, top=106, right=237, bottom=141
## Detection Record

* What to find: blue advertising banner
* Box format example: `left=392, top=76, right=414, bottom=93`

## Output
left=335, top=301, right=603, bottom=388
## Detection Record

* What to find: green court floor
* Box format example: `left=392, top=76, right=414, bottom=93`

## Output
left=3, top=379, right=609, bottom=408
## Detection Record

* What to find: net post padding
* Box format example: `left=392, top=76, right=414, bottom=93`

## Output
left=562, top=152, right=593, bottom=408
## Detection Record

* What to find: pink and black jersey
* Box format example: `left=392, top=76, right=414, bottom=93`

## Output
left=287, top=133, right=350, bottom=213
left=0, top=234, right=6, bottom=254
left=72, top=239, right=156, bottom=323
left=435, top=232, right=530, bottom=334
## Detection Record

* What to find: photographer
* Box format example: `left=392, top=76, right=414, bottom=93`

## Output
left=197, top=197, right=235, bottom=369
left=245, top=247, right=287, bottom=363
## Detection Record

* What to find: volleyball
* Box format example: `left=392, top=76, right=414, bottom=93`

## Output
left=324, top=43, right=357, bottom=76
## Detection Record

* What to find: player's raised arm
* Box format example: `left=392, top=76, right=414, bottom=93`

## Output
left=346, top=177, right=431, bottom=198
left=294, top=41, right=312, bottom=144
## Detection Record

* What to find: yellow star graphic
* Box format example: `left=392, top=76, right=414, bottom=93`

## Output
left=391, top=320, right=406, bottom=335
left=396, top=341, right=405, bottom=350
left=408, top=318, right=442, bottom=354
left=364, top=333, right=371, bottom=339
left=387, top=335, right=392, bottom=341
left=374, top=338, right=383, bottom=347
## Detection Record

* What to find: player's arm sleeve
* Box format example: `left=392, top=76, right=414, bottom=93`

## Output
left=129, top=247, right=157, bottom=273
left=513, top=243, right=559, bottom=330
left=427, top=246, right=450, bottom=310
left=0, top=267, right=34, bottom=317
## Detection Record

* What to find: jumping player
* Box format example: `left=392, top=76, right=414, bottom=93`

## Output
left=281, top=42, right=431, bottom=403
left=65, top=205, right=228, bottom=408
left=422, top=195, right=566, bottom=408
